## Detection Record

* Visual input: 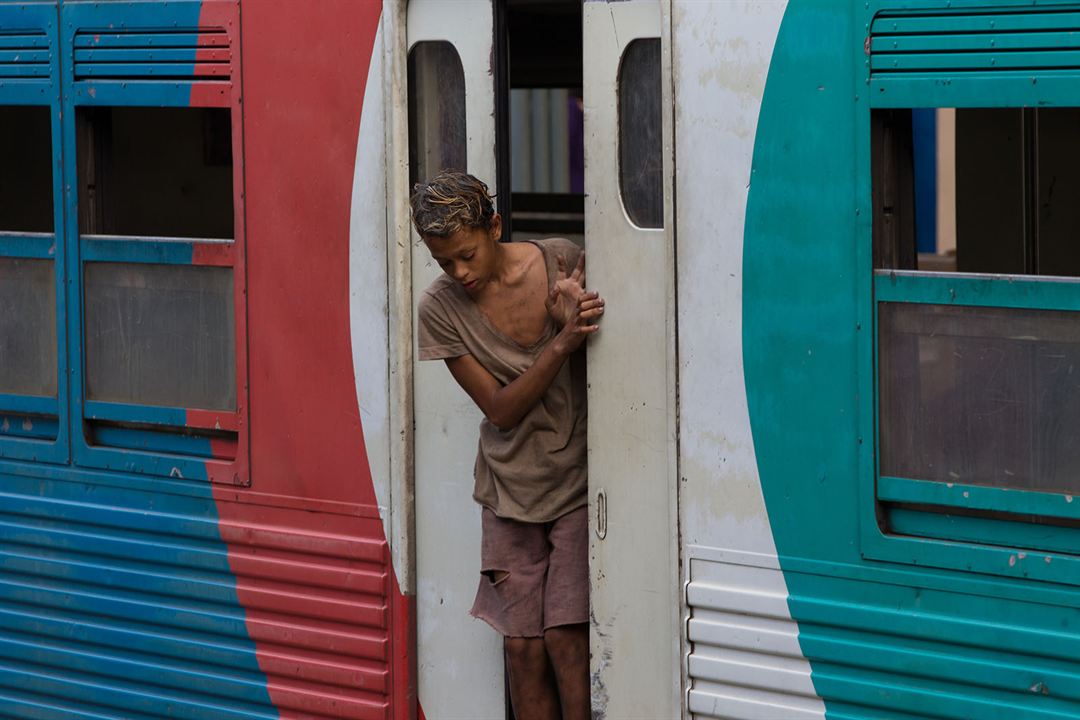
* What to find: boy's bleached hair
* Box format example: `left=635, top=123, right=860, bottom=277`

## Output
left=410, top=170, right=495, bottom=238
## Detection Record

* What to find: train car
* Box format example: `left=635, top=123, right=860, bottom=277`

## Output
left=3, top=0, right=1080, bottom=718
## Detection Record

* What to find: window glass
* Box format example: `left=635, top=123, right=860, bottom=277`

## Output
left=0, top=106, right=53, bottom=233
left=84, top=263, right=235, bottom=411
left=0, top=258, right=56, bottom=397
left=879, top=301, right=1080, bottom=494
left=408, top=41, right=466, bottom=186
left=874, top=107, right=1080, bottom=277
left=76, top=107, right=234, bottom=239
left=618, top=38, right=663, bottom=229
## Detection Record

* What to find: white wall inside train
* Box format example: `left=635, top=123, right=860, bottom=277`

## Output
left=672, top=1, right=826, bottom=717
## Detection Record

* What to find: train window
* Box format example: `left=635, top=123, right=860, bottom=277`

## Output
left=76, top=107, right=234, bottom=239
left=0, top=106, right=53, bottom=233
left=408, top=41, right=466, bottom=186
left=0, top=258, right=57, bottom=398
left=871, top=105, right=1080, bottom=557
left=618, top=38, right=663, bottom=230
left=84, top=263, right=236, bottom=411
left=874, top=108, right=1080, bottom=276
left=879, top=302, right=1080, bottom=494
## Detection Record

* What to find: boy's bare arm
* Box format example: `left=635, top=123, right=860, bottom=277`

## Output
left=446, top=292, right=604, bottom=431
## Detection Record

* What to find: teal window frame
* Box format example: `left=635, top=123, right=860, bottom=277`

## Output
left=858, top=1, right=1080, bottom=586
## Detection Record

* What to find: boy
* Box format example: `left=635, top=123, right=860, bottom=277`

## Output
left=412, top=171, right=603, bottom=720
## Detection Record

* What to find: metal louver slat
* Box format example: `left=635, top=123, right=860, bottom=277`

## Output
left=871, top=8, right=1080, bottom=75
left=72, top=29, right=230, bottom=81
left=0, top=32, right=49, bottom=79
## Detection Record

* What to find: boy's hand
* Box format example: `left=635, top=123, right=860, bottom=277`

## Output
left=546, top=252, right=587, bottom=327
left=553, top=290, right=605, bottom=355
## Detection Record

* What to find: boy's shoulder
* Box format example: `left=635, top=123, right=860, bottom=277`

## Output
left=531, top=236, right=581, bottom=258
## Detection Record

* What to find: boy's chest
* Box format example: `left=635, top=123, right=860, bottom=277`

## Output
left=476, top=265, right=551, bottom=347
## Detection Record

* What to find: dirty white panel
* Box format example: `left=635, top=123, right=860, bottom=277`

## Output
left=685, top=552, right=825, bottom=720
left=673, top=0, right=789, bottom=584
left=407, top=1, right=505, bottom=718
left=584, top=1, right=680, bottom=717
left=671, top=1, right=822, bottom=716
left=349, top=18, right=392, bottom=558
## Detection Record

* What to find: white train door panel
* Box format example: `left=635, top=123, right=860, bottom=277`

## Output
left=406, top=2, right=503, bottom=717
left=583, top=1, right=680, bottom=716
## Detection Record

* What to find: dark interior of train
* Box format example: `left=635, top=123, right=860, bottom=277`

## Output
left=873, top=107, right=1080, bottom=277
left=497, top=0, right=584, bottom=243
left=0, top=106, right=53, bottom=234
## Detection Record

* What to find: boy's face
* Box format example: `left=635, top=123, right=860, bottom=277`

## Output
left=424, top=214, right=502, bottom=294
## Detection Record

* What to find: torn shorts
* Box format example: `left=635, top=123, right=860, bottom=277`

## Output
left=470, top=505, right=589, bottom=638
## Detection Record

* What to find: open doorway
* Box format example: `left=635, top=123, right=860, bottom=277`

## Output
left=496, top=0, right=584, bottom=244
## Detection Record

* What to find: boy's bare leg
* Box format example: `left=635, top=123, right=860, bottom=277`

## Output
left=544, top=623, right=589, bottom=720
left=505, top=637, right=561, bottom=720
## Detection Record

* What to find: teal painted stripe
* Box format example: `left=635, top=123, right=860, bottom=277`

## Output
left=874, top=271, right=1080, bottom=310
left=863, top=527, right=1080, bottom=585
left=890, top=507, right=1080, bottom=555
left=810, top=663, right=1079, bottom=720
left=869, top=73, right=1080, bottom=108
left=871, top=30, right=1080, bottom=53
left=880, top=476, right=1080, bottom=522
left=872, top=49, right=1080, bottom=72
left=873, top=11, right=1080, bottom=36
left=789, top=585, right=1080, bottom=665
left=799, top=625, right=1080, bottom=704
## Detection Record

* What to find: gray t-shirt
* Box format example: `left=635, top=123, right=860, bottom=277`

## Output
left=417, top=238, right=588, bottom=523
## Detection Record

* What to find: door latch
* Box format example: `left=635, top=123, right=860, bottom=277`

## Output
left=595, top=488, right=607, bottom=540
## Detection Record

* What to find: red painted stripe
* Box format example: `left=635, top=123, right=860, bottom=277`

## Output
left=206, top=1, right=417, bottom=718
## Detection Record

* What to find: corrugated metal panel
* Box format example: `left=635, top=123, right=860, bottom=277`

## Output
left=73, top=29, right=231, bottom=80
left=870, top=8, right=1080, bottom=75
left=686, top=557, right=824, bottom=720
left=0, top=473, right=390, bottom=719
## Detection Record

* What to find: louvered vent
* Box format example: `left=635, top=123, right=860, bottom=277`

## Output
left=0, top=31, right=49, bottom=79
left=73, top=29, right=230, bottom=81
left=871, top=8, right=1080, bottom=75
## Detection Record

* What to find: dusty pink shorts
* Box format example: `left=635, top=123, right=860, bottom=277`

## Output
left=470, top=505, right=589, bottom=638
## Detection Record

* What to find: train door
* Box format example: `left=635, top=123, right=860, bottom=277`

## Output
left=582, top=1, right=681, bottom=716
left=405, top=1, right=506, bottom=717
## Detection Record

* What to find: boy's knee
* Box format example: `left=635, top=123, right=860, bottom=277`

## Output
left=505, top=636, right=548, bottom=669
left=542, top=623, right=588, bottom=663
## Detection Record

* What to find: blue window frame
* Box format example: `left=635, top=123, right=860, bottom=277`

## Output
left=61, top=0, right=248, bottom=485
left=859, top=2, right=1080, bottom=585
left=0, top=2, right=69, bottom=465
left=0, top=0, right=248, bottom=485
